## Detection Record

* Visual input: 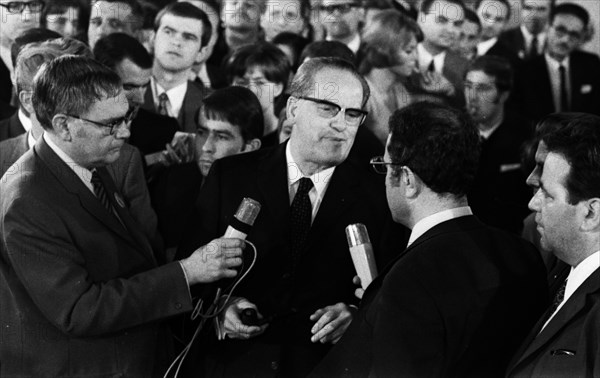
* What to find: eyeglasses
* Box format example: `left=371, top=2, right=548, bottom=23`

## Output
left=552, top=25, right=583, bottom=41
left=296, top=96, right=367, bottom=127
left=317, top=3, right=360, bottom=14
left=0, top=1, right=44, bottom=13
left=67, top=106, right=138, bottom=135
left=370, top=156, right=403, bottom=175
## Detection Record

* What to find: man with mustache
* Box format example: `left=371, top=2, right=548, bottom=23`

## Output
left=514, top=2, right=600, bottom=122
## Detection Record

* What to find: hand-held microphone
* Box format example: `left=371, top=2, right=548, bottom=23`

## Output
left=346, top=224, right=378, bottom=289
left=224, top=198, right=261, bottom=239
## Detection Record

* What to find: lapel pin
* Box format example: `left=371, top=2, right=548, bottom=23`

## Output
left=114, top=193, right=126, bottom=208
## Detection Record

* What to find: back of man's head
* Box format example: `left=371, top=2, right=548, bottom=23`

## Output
left=32, top=56, right=122, bottom=131
left=290, top=57, right=370, bottom=107
left=93, top=32, right=152, bottom=71
left=537, top=113, right=600, bottom=204
left=10, top=28, right=62, bottom=68
left=387, top=101, right=480, bottom=197
left=154, top=2, right=212, bottom=48
left=198, top=86, right=264, bottom=142
left=299, top=41, right=356, bottom=66
left=15, top=38, right=92, bottom=94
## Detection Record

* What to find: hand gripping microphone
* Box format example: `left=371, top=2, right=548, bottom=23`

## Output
left=346, top=223, right=378, bottom=289
left=224, top=198, right=261, bottom=239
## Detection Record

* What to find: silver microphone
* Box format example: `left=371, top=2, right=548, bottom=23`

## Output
left=346, top=223, right=378, bottom=289
left=224, top=198, right=261, bottom=239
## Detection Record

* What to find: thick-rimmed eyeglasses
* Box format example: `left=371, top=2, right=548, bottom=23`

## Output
left=67, top=106, right=138, bottom=135
left=0, top=1, right=44, bottom=13
left=296, top=96, right=367, bottom=127
left=318, top=3, right=360, bottom=14
left=370, top=156, right=403, bottom=175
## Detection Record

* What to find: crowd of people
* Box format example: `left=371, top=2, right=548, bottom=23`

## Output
left=0, top=0, right=599, bottom=377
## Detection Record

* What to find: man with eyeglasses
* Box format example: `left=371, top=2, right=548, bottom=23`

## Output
left=514, top=2, right=600, bottom=122
left=0, top=55, right=246, bottom=376
left=177, top=57, right=405, bottom=376
left=0, top=0, right=45, bottom=105
left=313, top=101, right=547, bottom=377
left=319, top=0, right=364, bottom=54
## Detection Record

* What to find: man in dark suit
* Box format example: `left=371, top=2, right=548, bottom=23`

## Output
left=177, top=57, right=406, bottom=376
left=507, top=112, right=600, bottom=377
left=515, top=3, right=600, bottom=122
left=143, top=2, right=212, bottom=133
left=498, top=0, right=553, bottom=60
left=0, top=55, right=245, bottom=377
left=312, top=102, right=548, bottom=377
left=465, top=56, right=532, bottom=234
left=475, top=0, right=520, bottom=68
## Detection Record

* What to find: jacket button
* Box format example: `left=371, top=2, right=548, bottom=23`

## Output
left=175, top=302, right=182, bottom=309
left=270, top=361, right=279, bottom=371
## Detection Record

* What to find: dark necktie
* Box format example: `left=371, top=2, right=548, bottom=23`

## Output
left=290, top=177, right=313, bottom=272
left=559, top=65, right=569, bottom=112
left=158, top=92, right=170, bottom=116
left=529, top=35, right=539, bottom=58
left=91, top=170, right=113, bottom=213
left=549, top=278, right=567, bottom=315
left=428, top=59, right=436, bottom=72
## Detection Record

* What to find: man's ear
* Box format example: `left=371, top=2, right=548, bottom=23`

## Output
left=403, top=167, right=421, bottom=199
left=19, top=91, right=34, bottom=114
left=244, top=138, right=262, bottom=152
left=195, top=45, right=209, bottom=64
left=273, top=82, right=284, bottom=98
left=286, top=96, right=299, bottom=122
left=581, top=198, right=600, bottom=232
left=51, top=114, right=73, bottom=141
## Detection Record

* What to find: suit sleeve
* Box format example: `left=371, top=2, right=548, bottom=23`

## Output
left=2, top=193, right=193, bottom=337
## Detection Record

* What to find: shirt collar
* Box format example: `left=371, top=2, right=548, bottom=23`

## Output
left=151, top=76, right=188, bottom=118
left=417, top=43, right=446, bottom=73
left=479, top=118, right=503, bottom=140
left=565, top=251, right=600, bottom=298
left=18, top=109, right=32, bottom=132
left=43, top=132, right=95, bottom=193
left=327, top=33, right=361, bottom=54
left=285, top=142, right=335, bottom=200
left=545, top=52, right=570, bottom=69
left=408, top=206, right=473, bottom=246
left=521, top=25, right=546, bottom=44
left=477, top=37, right=498, bottom=56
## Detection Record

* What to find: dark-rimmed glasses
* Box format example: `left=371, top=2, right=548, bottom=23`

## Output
left=318, top=3, right=360, bottom=14
left=0, top=1, right=44, bottom=13
left=370, top=156, right=403, bottom=175
left=67, top=106, right=138, bottom=135
left=296, top=96, right=367, bottom=127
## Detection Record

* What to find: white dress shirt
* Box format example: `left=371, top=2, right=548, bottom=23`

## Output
left=541, top=251, right=600, bottom=331
left=418, top=43, right=446, bottom=74
left=544, top=53, right=571, bottom=112
left=521, top=25, right=546, bottom=56
left=150, top=77, right=188, bottom=119
left=477, top=37, right=498, bottom=56
left=407, top=206, right=473, bottom=246
left=286, top=143, right=335, bottom=223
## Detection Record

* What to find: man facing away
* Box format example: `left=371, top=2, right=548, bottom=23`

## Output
left=313, top=101, right=548, bottom=377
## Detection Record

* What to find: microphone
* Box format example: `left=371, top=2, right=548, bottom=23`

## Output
left=346, top=224, right=378, bottom=289
left=224, top=198, right=261, bottom=239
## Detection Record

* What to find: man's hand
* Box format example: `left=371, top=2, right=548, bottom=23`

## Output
left=417, top=71, right=455, bottom=97
left=180, top=238, right=244, bottom=285
left=310, top=302, right=355, bottom=344
left=221, top=298, right=268, bottom=339
left=353, top=276, right=365, bottom=300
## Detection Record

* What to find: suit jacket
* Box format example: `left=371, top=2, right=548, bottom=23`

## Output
left=177, top=142, right=407, bottom=377
left=0, top=100, right=15, bottom=121
left=507, top=268, right=600, bottom=378
left=142, top=80, right=211, bottom=133
left=468, top=112, right=533, bottom=234
left=0, top=57, right=11, bottom=105
left=485, top=40, right=523, bottom=73
left=0, top=137, right=190, bottom=377
left=0, top=112, right=25, bottom=142
left=515, top=51, right=600, bottom=122
left=313, top=215, right=548, bottom=378
left=0, top=131, right=27, bottom=179
left=498, top=27, right=528, bottom=60
left=129, top=107, right=179, bottom=155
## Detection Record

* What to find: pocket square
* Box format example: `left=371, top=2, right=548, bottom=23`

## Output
left=500, top=163, right=521, bottom=173
left=551, top=349, right=576, bottom=356
left=581, top=84, right=592, bottom=94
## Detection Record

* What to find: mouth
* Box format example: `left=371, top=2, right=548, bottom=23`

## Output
left=166, top=51, right=182, bottom=57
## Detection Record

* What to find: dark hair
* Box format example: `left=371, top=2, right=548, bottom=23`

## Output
left=225, top=42, right=291, bottom=89
left=290, top=57, right=371, bottom=107
left=537, top=113, right=600, bottom=204
left=363, top=0, right=395, bottom=10
left=463, top=8, right=481, bottom=29
left=197, top=86, right=264, bottom=142
left=420, top=0, right=466, bottom=14
left=32, top=55, right=122, bottom=131
left=475, top=0, right=511, bottom=21
left=358, top=9, right=422, bottom=74
left=10, top=28, right=62, bottom=68
left=299, top=41, right=356, bottom=66
left=466, top=55, right=513, bottom=93
left=93, top=33, right=152, bottom=70
left=272, top=32, right=310, bottom=71
left=154, top=2, right=212, bottom=48
left=91, top=0, right=144, bottom=29
left=16, top=38, right=93, bottom=94
left=550, top=2, right=589, bottom=28
left=387, top=101, right=480, bottom=197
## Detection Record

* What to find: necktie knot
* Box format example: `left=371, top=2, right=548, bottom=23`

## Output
left=297, top=177, right=313, bottom=196
left=158, top=92, right=170, bottom=116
